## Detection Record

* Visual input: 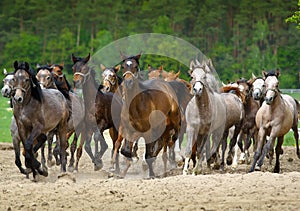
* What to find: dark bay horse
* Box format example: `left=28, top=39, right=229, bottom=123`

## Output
left=114, top=53, right=186, bottom=177
left=249, top=70, right=300, bottom=173
left=72, top=53, right=120, bottom=171
left=12, top=61, right=70, bottom=178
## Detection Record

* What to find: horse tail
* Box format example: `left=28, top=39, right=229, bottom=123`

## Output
left=294, top=98, right=300, bottom=116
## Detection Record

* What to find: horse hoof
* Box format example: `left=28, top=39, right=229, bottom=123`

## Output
left=226, top=157, right=233, bottom=166
left=56, top=159, right=61, bottom=166
left=94, top=160, right=103, bottom=171
left=254, top=165, right=261, bottom=171
left=68, top=166, right=74, bottom=172
left=47, top=159, right=55, bottom=167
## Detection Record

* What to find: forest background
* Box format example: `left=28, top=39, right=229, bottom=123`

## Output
left=0, top=0, right=300, bottom=87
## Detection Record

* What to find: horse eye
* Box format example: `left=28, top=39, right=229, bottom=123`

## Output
left=46, top=76, right=51, bottom=80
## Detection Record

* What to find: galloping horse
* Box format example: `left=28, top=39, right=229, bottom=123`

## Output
left=72, top=53, right=120, bottom=171
left=36, top=64, right=86, bottom=172
left=183, top=60, right=227, bottom=175
left=249, top=70, right=300, bottom=173
left=114, top=53, right=186, bottom=177
left=12, top=61, right=69, bottom=178
left=100, top=64, right=122, bottom=93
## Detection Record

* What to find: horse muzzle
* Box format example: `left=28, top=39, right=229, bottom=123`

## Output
left=1, top=86, right=11, bottom=98
left=265, top=96, right=274, bottom=105
left=252, top=90, right=261, bottom=100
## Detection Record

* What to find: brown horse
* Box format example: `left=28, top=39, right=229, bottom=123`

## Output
left=249, top=70, right=300, bottom=173
left=100, top=64, right=122, bottom=93
left=12, top=61, right=69, bottom=178
left=116, top=53, right=187, bottom=177
left=72, top=53, right=120, bottom=171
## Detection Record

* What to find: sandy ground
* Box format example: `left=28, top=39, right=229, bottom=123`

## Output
left=0, top=139, right=300, bottom=211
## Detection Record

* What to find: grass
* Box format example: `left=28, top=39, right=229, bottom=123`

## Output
left=0, top=96, right=13, bottom=143
left=0, top=92, right=299, bottom=146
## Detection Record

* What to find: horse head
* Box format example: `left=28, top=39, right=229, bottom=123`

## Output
left=36, top=64, right=53, bottom=89
left=189, top=59, right=209, bottom=96
left=250, top=73, right=266, bottom=101
left=2, top=70, right=15, bottom=98
left=72, top=53, right=91, bottom=87
left=13, top=61, right=42, bottom=104
left=263, top=69, right=280, bottom=105
left=121, top=52, right=141, bottom=89
left=101, top=64, right=121, bottom=92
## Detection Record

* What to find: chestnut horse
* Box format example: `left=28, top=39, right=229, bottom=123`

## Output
left=249, top=70, right=300, bottom=173
left=12, top=61, right=69, bottom=178
left=114, top=53, right=186, bottom=177
left=72, top=53, right=120, bottom=171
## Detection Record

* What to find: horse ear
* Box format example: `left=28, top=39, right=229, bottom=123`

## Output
left=114, top=64, right=121, bottom=72
left=100, top=64, right=106, bottom=71
left=120, top=51, right=127, bottom=60
left=13, top=61, right=18, bottom=70
left=24, top=62, right=30, bottom=71
left=158, top=65, right=163, bottom=72
left=60, top=61, right=64, bottom=67
left=189, top=60, right=195, bottom=70
left=71, top=53, right=77, bottom=64
left=251, top=73, right=256, bottom=79
left=3, top=68, right=7, bottom=75
left=135, top=53, right=141, bottom=61
left=188, top=69, right=192, bottom=76
left=84, top=53, right=90, bottom=63
left=275, top=68, right=280, bottom=77
left=262, top=70, right=268, bottom=79
left=148, top=64, right=153, bottom=71
left=36, top=64, right=41, bottom=69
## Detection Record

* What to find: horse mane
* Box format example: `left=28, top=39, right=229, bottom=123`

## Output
left=117, top=75, right=123, bottom=85
left=220, top=86, right=246, bottom=103
left=54, top=79, right=71, bottom=100
left=37, top=65, right=52, bottom=72
left=15, top=62, right=43, bottom=102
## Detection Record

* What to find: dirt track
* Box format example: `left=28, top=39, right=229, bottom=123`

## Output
left=0, top=142, right=300, bottom=211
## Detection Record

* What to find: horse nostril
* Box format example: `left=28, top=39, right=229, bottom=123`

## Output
left=105, top=86, right=110, bottom=92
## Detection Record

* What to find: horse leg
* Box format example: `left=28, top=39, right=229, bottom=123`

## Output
left=145, top=142, right=158, bottom=178
left=274, top=136, right=284, bottom=173
left=220, top=130, right=228, bottom=171
left=94, top=130, right=107, bottom=170
left=256, top=135, right=276, bottom=171
left=58, top=126, right=68, bottom=173
left=13, top=136, right=27, bottom=176
left=249, top=127, right=266, bottom=173
left=193, top=135, right=207, bottom=175
left=183, top=126, right=198, bottom=175
left=68, top=131, right=77, bottom=172
left=84, top=129, right=96, bottom=165
left=227, top=124, right=241, bottom=166
left=46, top=131, right=55, bottom=167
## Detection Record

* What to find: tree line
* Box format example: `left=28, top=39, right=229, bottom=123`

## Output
left=0, top=0, right=299, bottom=88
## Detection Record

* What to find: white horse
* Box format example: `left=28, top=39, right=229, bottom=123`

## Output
left=183, top=61, right=227, bottom=175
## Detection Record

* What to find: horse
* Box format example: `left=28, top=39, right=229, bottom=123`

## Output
left=2, top=71, right=29, bottom=176
left=100, top=64, right=122, bottom=93
left=36, top=64, right=86, bottom=172
left=114, top=53, right=186, bottom=178
left=219, top=90, right=245, bottom=170
left=72, top=53, right=120, bottom=171
left=249, top=70, right=300, bottom=173
left=183, top=60, right=227, bottom=175
left=12, top=61, right=70, bottom=178
left=49, top=62, right=72, bottom=92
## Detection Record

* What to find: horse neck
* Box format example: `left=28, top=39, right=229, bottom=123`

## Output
left=195, top=86, right=211, bottom=114
left=82, top=72, right=102, bottom=108
left=111, top=83, right=119, bottom=93
left=123, top=79, right=143, bottom=106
